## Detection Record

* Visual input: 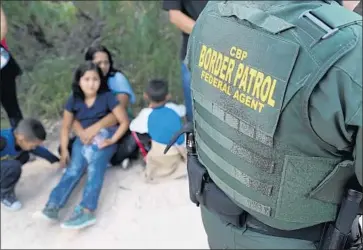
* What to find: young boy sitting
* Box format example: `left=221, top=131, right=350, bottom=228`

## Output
left=130, top=79, right=187, bottom=183
left=0, top=118, right=59, bottom=210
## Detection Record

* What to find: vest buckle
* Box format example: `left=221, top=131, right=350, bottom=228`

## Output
left=299, top=10, right=339, bottom=40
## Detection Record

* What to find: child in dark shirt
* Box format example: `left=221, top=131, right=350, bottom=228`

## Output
left=42, top=62, right=129, bottom=229
left=0, top=118, right=59, bottom=211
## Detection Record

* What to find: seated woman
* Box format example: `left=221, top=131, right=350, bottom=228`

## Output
left=66, top=45, right=139, bottom=168
left=42, top=62, right=129, bottom=229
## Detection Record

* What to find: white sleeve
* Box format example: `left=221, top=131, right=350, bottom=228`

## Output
left=129, top=108, right=152, bottom=134
left=165, top=102, right=186, bottom=117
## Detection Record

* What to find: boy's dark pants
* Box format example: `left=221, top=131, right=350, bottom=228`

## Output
left=0, top=160, right=22, bottom=198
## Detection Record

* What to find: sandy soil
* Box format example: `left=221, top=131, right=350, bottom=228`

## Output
left=1, top=154, right=208, bottom=249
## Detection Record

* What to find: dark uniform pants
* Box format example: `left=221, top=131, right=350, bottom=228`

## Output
left=200, top=206, right=317, bottom=249
left=0, top=48, right=23, bottom=128
left=0, top=160, right=22, bottom=197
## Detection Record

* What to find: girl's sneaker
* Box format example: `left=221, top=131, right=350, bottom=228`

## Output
left=61, top=206, right=96, bottom=229
left=41, top=206, right=60, bottom=221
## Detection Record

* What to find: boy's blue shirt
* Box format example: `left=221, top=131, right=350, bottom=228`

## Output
left=129, top=102, right=186, bottom=145
left=0, top=128, right=59, bottom=163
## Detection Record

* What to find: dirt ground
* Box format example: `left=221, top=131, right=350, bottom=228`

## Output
left=1, top=155, right=209, bottom=249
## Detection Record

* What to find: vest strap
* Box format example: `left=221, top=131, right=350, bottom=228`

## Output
left=311, top=2, right=362, bottom=29
left=218, top=2, right=295, bottom=34
left=298, top=2, right=362, bottom=42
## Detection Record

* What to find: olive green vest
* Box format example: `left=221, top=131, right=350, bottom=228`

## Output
left=187, top=1, right=362, bottom=230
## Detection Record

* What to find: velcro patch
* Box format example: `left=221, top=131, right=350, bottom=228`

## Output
left=191, top=14, right=300, bottom=139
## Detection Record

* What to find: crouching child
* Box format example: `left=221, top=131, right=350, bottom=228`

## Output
left=0, top=118, right=59, bottom=210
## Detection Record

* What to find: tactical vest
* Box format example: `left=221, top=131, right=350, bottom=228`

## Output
left=187, top=1, right=362, bottom=230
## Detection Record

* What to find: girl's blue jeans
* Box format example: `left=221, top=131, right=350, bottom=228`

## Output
left=45, top=138, right=116, bottom=211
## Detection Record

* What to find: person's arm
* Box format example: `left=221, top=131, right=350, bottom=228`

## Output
left=72, top=113, right=117, bottom=144
left=31, top=146, right=59, bottom=163
left=60, top=110, right=74, bottom=167
left=99, top=107, right=129, bottom=149
left=109, top=106, right=130, bottom=143
left=162, top=0, right=196, bottom=34
left=168, top=10, right=196, bottom=35
left=1, top=7, right=7, bottom=40
left=116, top=93, right=130, bottom=110
left=353, top=123, right=362, bottom=186
left=108, top=72, right=136, bottom=109
left=59, top=96, right=76, bottom=167
left=99, top=93, right=130, bottom=148
left=129, top=108, right=152, bottom=134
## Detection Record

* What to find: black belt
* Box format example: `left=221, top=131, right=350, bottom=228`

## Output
left=187, top=153, right=327, bottom=243
left=244, top=214, right=326, bottom=242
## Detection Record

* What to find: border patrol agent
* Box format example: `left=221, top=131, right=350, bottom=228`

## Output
left=175, top=0, right=362, bottom=249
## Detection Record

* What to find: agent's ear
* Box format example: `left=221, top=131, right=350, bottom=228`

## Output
left=143, top=92, right=148, bottom=101
left=166, top=93, right=172, bottom=101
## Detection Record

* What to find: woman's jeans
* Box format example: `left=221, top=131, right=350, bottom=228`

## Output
left=181, top=62, right=193, bottom=122
left=46, top=138, right=116, bottom=211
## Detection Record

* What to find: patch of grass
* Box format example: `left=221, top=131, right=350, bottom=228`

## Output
left=2, top=1, right=183, bottom=120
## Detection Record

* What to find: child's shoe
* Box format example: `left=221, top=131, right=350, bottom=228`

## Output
left=41, top=206, right=60, bottom=221
left=1, top=193, right=22, bottom=211
left=121, top=158, right=130, bottom=169
left=61, top=206, right=96, bottom=229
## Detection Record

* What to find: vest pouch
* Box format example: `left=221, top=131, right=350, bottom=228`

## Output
left=276, top=155, right=342, bottom=224
left=188, top=154, right=246, bottom=227
left=187, top=154, right=208, bottom=205
left=308, top=160, right=355, bottom=204
left=203, top=181, right=246, bottom=227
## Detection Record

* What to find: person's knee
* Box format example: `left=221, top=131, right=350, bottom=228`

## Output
left=12, top=161, right=22, bottom=177
left=1, top=160, right=22, bottom=187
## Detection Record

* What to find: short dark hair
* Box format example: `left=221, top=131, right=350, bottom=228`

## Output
left=72, top=62, right=109, bottom=100
left=145, top=79, right=168, bottom=103
left=14, top=118, right=47, bottom=141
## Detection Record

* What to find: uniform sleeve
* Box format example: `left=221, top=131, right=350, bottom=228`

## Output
left=64, top=95, right=75, bottom=113
left=310, top=67, right=362, bottom=187
left=108, top=72, right=136, bottom=104
left=106, top=92, right=120, bottom=111
left=162, top=0, right=181, bottom=11
left=353, top=126, right=362, bottom=185
left=31, top=146, right=59, bottom=164
left=129, top=108, right=152, bottom=134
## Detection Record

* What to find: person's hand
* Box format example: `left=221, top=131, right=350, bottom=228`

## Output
left=78, top=130, right=91, bottom=144
left=60, top=149, right=70, bottom=168
left=82, top=124, right=101, bottom=144
left=50, top=161, right=61, bottom=168
left=99, top=138, right=116, bottom=149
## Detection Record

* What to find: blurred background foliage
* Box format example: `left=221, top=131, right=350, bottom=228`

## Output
left=1, top=0, right=182, bottom=123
